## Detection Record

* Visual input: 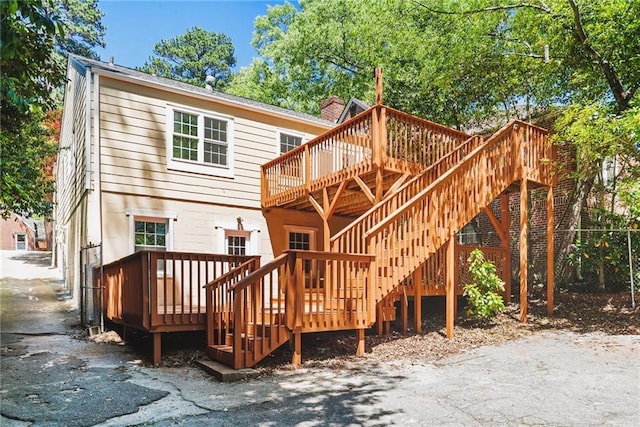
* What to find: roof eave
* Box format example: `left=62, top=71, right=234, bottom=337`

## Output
left=82, top=60, right=332, bottom=130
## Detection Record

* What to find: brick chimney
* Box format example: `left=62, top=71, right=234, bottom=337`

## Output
left=320, top=96, right=345, bottom=123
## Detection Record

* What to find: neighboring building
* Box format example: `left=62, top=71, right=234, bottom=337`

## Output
left=320, top=96, right=369, bottom=124
left=54, top=55, right=333, bottom=306
left=0, top=214, right=49, bottom=251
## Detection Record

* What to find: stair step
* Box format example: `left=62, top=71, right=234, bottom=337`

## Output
left=207, top=344, right=234, bottom=366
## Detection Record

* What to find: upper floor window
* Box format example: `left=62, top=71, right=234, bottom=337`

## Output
left=167, top=106, right=234, bottom=178
left=280, top=132, right=303, bottom=154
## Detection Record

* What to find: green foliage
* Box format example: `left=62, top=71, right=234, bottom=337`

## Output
left=229, top=0, right=639, bottom=127
left=0, top=106, right=58, bottom=218
left=566, top=210, right=640, bottom=290
left=463, top=249, right=505, bottom=321
left=139, top=27, right=236, bottom=88
left=1, top=0, right=104, bottom=217
left=1, top=0, right=64, bottom=113
left=552, top=104, right=639, bottom=179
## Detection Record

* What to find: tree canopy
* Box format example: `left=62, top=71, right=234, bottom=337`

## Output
left=50, top=0, right=106, bottom=60
left=0, top=0, right=105, bottom=217
left=139, top=26, right=236, bottom=89
left=226, top=0, right=639, bottom=281
left=228, top=0, right=639, bottom=127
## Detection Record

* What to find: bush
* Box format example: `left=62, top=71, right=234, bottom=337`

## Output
left=463, top=249, right=505, bottom=321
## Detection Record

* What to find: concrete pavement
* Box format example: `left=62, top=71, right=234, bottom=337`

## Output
left=1, top=250, right=638, bottom=426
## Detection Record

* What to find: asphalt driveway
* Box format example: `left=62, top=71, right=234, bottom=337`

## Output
left=1, top=251, right=638, bottom=426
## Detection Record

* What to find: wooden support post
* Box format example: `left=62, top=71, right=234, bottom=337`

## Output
left=355, top=328, right=365, bottom=356
left=152, top=332, right=161, bottom=366
left=376, top=304, right=383, bottom=335
left=446, top=238, right=455, bottom=338
left=501, top=194, right=512, bottom=303
left=375, top=169, right=384, bottom=202
left=413, top=268, right=422, bottom=332
left=322, top=188, right=331, bottom=251
left=520, top=179, right=529, bottom=322
left=400, top=287, right=408, bottom=333
left=291, top=328, right=302, bottom=367
left=453, top=241, right=459, bottom=316
left=547, top=186, right=554, bottom=315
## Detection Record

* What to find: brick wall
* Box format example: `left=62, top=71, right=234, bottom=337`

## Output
left=0, top=214, right=36, bottom=250
left=468, top=143, right=577, bottom=294
left=320, top=96, right=345, bottom=123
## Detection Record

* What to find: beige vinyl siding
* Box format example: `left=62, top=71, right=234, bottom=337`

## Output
left=101, top=193, right=274, bottom=265
left=57, top=61, right=89, bottom=225
left=97, top=77, right=326, bottom=209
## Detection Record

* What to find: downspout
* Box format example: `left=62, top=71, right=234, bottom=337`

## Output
left=92, top=70, right=105, bottom=331
left=92, top=71, right=103, bottom=249
left=85, top=66, right=92, bottom=193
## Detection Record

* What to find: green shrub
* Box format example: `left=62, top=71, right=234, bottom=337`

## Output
left=463, top=249, right=505, bottom=321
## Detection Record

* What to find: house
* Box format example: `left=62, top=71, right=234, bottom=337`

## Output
left=0, top=214, right=49, bottom=251
left=54, top=55, right=333, bottom=310
left=57, top=58, right=555, bottom=368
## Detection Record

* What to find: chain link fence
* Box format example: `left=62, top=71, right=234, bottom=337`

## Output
left=555, top=229, right=638, bottom=300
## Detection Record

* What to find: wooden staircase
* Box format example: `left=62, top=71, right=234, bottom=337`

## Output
left=205, top=105, right=553, bottom=369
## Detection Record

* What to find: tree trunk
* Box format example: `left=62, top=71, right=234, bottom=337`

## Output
left=555, top=175, right=595, bottom=281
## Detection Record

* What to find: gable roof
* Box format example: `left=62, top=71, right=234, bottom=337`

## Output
left=70, top=55, right=334, bottom=128
left=337, top=98, right=370, bottom=123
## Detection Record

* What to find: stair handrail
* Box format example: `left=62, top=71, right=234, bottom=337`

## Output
left=227, top=252, right=290, bottom=293
left=365, top=120, right=525, bottom=241
left=205, top=256, right=261, bottom=350
left=330, top=134, right=484, bottom=253
left=363, top=120, right=549, bottom=303
left=204, top=256, right=261, bottom=290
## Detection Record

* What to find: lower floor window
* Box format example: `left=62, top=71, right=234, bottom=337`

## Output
left=287, top=229, right=314, bottom=273
left=227, top=235, right=246, bottom=255
left=134, top=220, right=167, bottom=252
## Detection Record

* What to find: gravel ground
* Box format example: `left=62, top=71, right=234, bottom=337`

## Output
left=113, top=291, right=638, bottom=374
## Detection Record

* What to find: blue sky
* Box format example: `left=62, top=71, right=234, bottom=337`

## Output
left=96, top=0, right=293, bottom=70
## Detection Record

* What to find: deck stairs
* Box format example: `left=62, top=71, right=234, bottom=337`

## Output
left=205, top=107, right=551, bottom=369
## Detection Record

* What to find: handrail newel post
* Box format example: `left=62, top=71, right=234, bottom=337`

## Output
left=143, top=252, right=151, bottom=330
left=232, top=286, right=242, bottom=369
left=304, top=144, right=311, bottom=192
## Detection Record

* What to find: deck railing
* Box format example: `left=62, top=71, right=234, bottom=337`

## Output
left=100, top=251, right=254, bottom=331
left=384, top=106, right=471, bottom=172
left=364, top=120, right=550, bottom=304
left=261, top=105, right=472, bottom=208
left=409, top=244, right=507, bottom=295
left=262, top=110, right=374, bottom=207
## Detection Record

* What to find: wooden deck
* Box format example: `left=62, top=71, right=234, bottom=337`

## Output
left=261, top=105, right=472, bottom=216
left=99, top=250, right=256, bottom=364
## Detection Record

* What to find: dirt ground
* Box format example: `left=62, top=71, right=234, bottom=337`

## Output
left=116, top=291, right=638, bottom=373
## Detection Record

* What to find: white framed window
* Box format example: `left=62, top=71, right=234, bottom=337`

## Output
left=225, top=230, right=251, bottom=255
left=15, top=233, right=27, bottom=250
left=134, top=220, right=167, bottom=252
left=166, top=105, right=234, bottom=178
left=126, top=209, right=176, bottom=254
left=279, top=131, right=304, bottom=154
